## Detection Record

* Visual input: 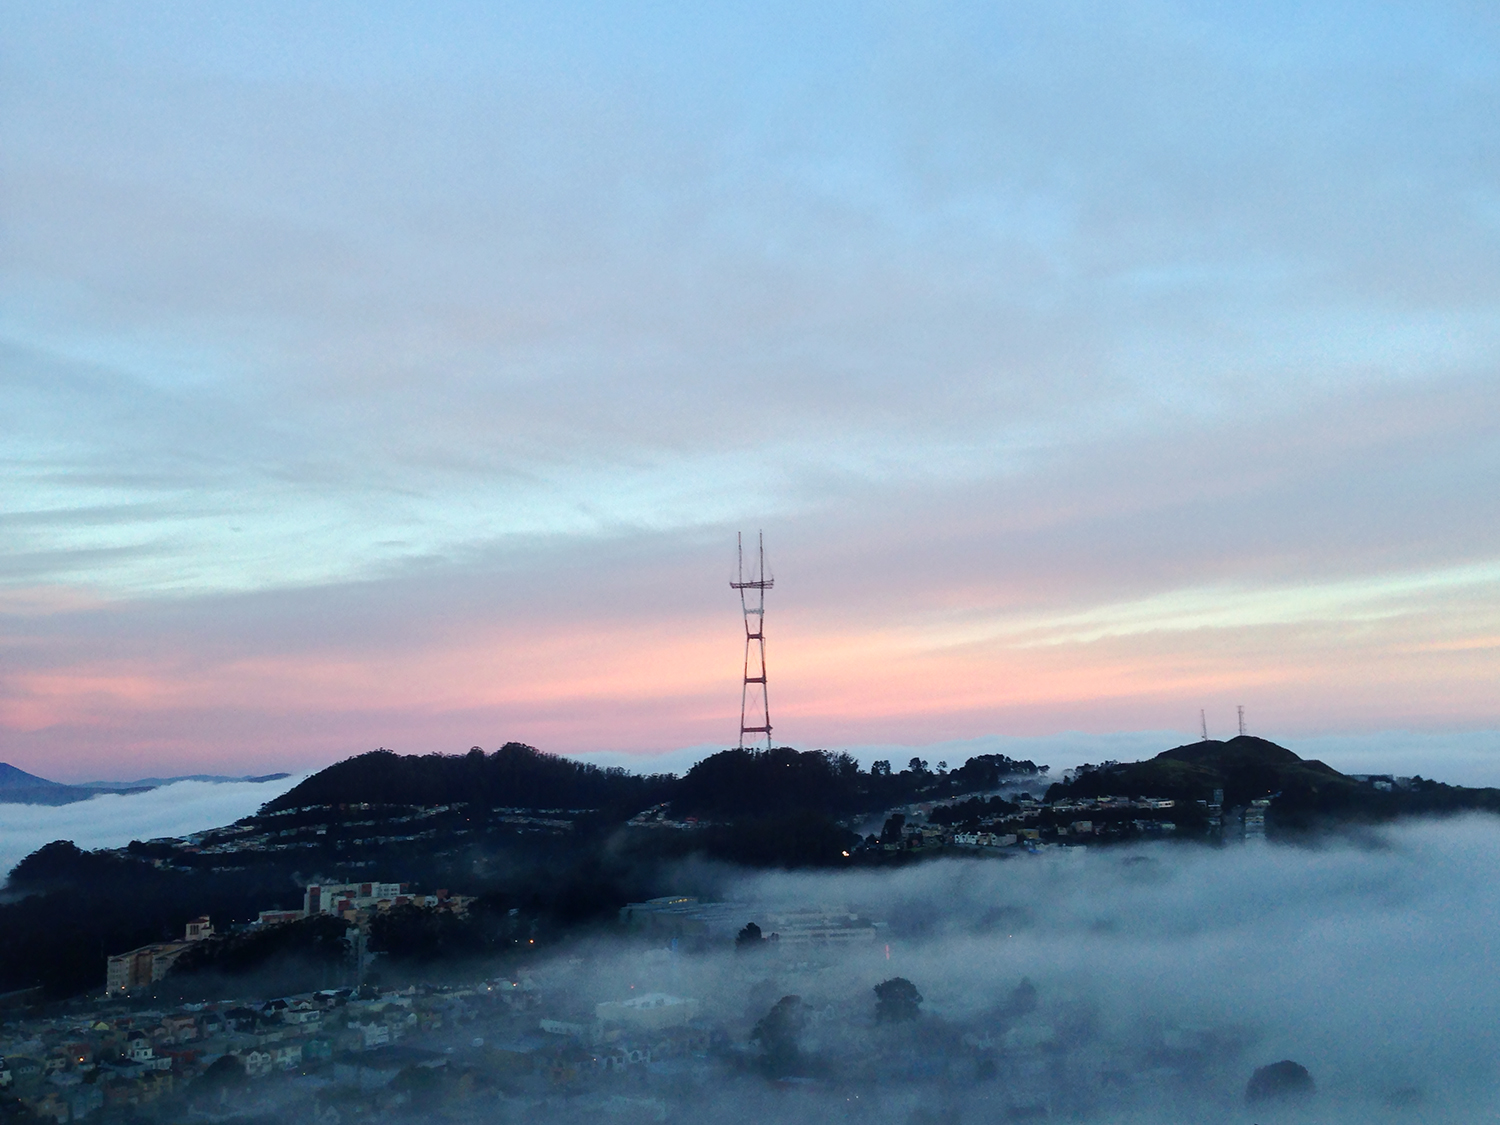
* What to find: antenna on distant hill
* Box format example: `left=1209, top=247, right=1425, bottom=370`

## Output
left=731, top=531, right=774, bottom=751
left=1200, top=710, right=1209, bottom=742
left=1238, top=705, right=1246, bottom=737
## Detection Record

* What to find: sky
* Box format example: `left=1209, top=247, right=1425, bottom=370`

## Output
left=3, top=1, right=1499, bottom=783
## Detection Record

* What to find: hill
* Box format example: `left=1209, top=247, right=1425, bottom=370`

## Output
left=262, top=743, right=678, bottom=816
left=1043, top=735, right=1358, bottom=808
left=263, top=743, right=1049, bottom=821
left=1044, top=735, right=1500, bottom=824
left=0, top=763, right=98, bottom=806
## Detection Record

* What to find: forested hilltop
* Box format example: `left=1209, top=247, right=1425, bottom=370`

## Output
left=262, top=742, right=1047, bottom=820
left=260, top=743, right=677, bottom=818
left=1042, top=735, right=1500, bottom=829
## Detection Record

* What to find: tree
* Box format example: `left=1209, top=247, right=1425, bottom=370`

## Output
left=736, top=922, right=764, bottom=950
left=874, top=977, right=923, bottom=1022
left=880, top=814, right=906, bottom=844
left=1246, top=1060, right=1314, bottom=1104
left=190, top=1053, right=247, bottom=1106
left=1004, top=978, right=1037, bottom=1018
left=752, top=995, right=805, bottom=1074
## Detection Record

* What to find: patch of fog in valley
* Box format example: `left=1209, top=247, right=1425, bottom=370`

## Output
left=531, top=817, right=1500, bottom=1124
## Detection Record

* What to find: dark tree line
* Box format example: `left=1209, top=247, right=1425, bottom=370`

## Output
left=263, top=743, right=1048, bottom=823
left=262, top=743, right=677, bottom=818
left=0, top=842, right=304, bottom=998
left=674, top=747, right=1045, bottom=819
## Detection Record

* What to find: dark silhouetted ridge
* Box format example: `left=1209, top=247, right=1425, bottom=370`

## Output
left=1045, top=735, right=1360, bottom=808
left=264, top=744, right=1049, bottom=822
left=260, top=743, right=674, bottom=815
left=0, top=763, right=97, bottom=805
left=1045, top=733, right=1500, bottom=826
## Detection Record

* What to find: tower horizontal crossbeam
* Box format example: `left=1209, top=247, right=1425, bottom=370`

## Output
left=732, top=531, right=773, bottom=751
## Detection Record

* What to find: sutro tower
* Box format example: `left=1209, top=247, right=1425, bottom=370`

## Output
left=731, top=531, right=774, bottom=751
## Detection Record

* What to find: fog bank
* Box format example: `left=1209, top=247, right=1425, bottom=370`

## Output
left=0, top=774, right=304, bottom=880
left=541, top=816, right=1500, bottom=1123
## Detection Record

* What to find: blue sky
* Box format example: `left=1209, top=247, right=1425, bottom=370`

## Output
left=3, top=1, right=1499, bottom=779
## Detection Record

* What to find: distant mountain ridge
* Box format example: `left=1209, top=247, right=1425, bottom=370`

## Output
left=0, top=762, right=102, bottom=805
left=0, top=763, right=293, bottom=805
left=0, top=762, right=58, bottom=789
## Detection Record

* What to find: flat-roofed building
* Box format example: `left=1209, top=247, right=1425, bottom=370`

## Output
left=595, top=993, right=699, bottom=1031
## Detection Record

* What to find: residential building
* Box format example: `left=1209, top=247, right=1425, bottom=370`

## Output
left=105, top=918, right=215, bottom=995
left=303, top=882, right=408, bottom=917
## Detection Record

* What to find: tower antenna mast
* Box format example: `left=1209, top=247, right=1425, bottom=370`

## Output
left=1238, top=705, right=1246, bottom=738
left=731, top=531, right=774, bottom=751
left=1200, top=709, right=1209, bottom=742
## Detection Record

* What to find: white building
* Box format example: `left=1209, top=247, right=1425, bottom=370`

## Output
left=595, top=993, right=699, bottom=1031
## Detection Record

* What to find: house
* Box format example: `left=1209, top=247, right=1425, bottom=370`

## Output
left=160, top=1015, right=198, bottom=1042
left=237, top=1048, right=274, bottom=1078
left=127, top=1039, right=155, bottom=1064
left=283, top=1001, right=322, bottom=1026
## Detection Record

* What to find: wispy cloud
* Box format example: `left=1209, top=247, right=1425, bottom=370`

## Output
left=2, top=1, right=1498, bottom=773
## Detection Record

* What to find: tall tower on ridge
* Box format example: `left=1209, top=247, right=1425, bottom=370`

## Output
left=731, top=531, right=774, bottom=751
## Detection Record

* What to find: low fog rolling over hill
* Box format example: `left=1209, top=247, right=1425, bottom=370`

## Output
left=0, top=774, right=304, bottom=879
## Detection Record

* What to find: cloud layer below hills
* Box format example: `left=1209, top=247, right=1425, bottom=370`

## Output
left=0, top=774, right=304, bottom=881
left=567, top=815, right=1500, bottom=1122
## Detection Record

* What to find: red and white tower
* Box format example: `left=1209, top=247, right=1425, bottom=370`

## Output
left=731, top=531, right=774, bottom=751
